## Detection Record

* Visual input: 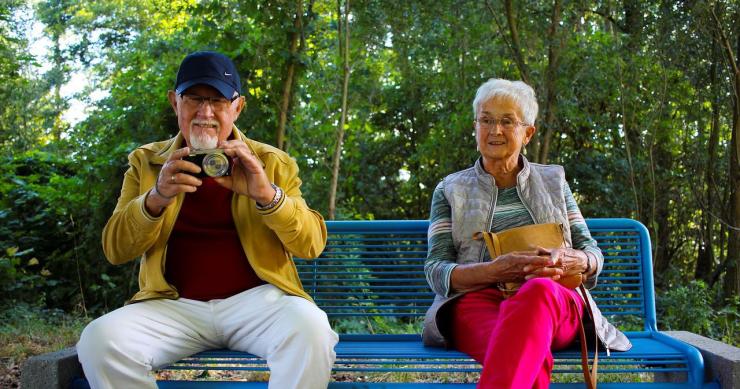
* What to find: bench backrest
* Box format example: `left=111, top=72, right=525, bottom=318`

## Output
left=294, top=218, right=656, bottom=333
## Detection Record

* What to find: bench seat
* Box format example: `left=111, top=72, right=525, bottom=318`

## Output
left=153, top=219, right=719, bottom=388
left=160, top=332, right=711, bottom=387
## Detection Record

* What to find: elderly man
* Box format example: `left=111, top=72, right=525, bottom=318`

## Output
left=77, top=51, right=337, bottom=389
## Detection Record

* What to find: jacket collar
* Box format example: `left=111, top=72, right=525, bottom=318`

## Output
left=516, top=154, right=531, bottom=186
left=473, top=154, right=531, bottom=186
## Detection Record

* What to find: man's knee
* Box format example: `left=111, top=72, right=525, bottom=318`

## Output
left=78, top=318, right=111, bottom=367
left=77, top=316, right=137, bottom=367
left=280, top=299, right=338, bottom=352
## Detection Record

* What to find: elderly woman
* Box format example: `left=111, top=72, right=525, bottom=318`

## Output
left=422, top=79, right=631, bottom=388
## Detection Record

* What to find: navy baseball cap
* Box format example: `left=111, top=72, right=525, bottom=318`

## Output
left=174, top=51, right=242, bottom=99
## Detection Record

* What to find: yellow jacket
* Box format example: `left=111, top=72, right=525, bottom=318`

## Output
left=102, top=127, right=327, bottom=304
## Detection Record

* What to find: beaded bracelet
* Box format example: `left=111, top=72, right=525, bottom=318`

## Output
left=256, top=184, right=283, bottom=210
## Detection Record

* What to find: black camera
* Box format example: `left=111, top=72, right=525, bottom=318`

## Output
left=182, top=149, right=231, bottom=178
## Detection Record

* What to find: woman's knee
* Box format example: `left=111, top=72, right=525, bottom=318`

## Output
left=516, top=277, right=560, bottom=300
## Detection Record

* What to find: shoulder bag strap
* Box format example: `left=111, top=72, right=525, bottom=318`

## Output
left=474, top=231, right=502, bottom=258
left=575, top=284, right=599, bottom=389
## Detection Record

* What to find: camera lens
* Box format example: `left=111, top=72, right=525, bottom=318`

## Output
left=202, top=153, right=230, bottom=177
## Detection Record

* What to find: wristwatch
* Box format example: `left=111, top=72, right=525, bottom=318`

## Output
left=255, top=184, right=283, bottom=210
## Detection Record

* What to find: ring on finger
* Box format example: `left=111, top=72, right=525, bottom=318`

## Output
left=171, top=174, right=176, bottom=183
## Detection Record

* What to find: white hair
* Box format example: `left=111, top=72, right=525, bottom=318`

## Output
left=472, top=78, right=538, bottom=125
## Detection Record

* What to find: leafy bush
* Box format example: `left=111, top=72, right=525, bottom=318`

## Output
left=0, top=151, right=80, bottom=309
left=0, top=148, right=134, bottom=315
left=657, top=280, right=740, bottom=347
left=715, top=295, right=740, bottom=346
left=0, top=246, right=54, bottom=306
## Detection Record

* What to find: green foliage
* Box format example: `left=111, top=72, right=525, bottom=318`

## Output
left=0, top=0, right=738, bottom=346
left=0, top=150, right=76, bottom=307
left=0, top=247, right=47, bottom=306
left=332, top=317, right=422, bottom=335
left=715, top=296, right=740, bottom=347
left=658, top=280, right=740, bottom=347
left=0, top=147, right=134, bottom=313
left=658, top=280, right=715, bottom=335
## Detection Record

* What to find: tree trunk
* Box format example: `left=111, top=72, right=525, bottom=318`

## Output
left=457, top=6, right=467, bottom=104
left=501, top=0, right=531, bottom=86
left=488, top=0, right=537, bottom=159
left=276, top=0, right=304, bottom=150
left=653, top=197, right=673, bottom=279
left=486, top=0, right=530, bottom=84
left=52, top=32, right=64, bottom=141
left=726, top=92, right=740, bottom=297
left=696, top=40, right=721, bottom=282
left=652, top=123, right=674, bottom=280
left=328, top=0, right=351, bottom=220
left=621, top=0, right=643, bottom=221
left=537, top=0, right=564, bottom=164
left=709, top=2, right=740, bottom=298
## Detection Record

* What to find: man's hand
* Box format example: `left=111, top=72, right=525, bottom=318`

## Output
left=145, top=147, right=202, bottom=216
left=214, top=140, right=276, bottom=205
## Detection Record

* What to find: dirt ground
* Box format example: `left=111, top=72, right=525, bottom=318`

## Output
left=1, top=361, right=21, bottom=388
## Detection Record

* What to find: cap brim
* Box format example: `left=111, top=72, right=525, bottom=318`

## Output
left=176, top=78, right=238, bottom=99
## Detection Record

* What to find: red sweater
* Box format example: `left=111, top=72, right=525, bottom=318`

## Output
left=165, top=178, right=265, bottom=301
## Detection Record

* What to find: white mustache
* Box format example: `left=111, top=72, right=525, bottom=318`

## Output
left=192, top=120, right=219, bottom=128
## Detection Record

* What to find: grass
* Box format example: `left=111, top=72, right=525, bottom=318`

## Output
left=0, top=304, right=89, bottom=388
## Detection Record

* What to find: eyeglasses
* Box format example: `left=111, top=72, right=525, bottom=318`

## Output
left=475, top=117, right=529, bottom=131
left=180, top=94, right=238, bottom=112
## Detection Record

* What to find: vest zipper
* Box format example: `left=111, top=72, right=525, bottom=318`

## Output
left=479, top=176, right=497, bottom=261
left=515, top=181, right=538, bottom=224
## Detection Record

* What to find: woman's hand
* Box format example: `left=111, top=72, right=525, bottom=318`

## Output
left=214, top=140, right=276, bottom=206
left=489, top=250, right=564, bottom=283
left=451, top=250, right=559, bottom=293
left=525, top=247, right=589, bottom=280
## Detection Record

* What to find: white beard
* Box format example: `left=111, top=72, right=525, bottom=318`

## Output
left=190, top=130, right=219, bottom=150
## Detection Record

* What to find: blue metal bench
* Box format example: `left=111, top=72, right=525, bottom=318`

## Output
left=157, top=218, right=718, bottom=388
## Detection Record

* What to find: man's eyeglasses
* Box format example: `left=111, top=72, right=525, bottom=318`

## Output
left=180, top=94, right=239, bottom=112
left=475, top=117, right=529, bottom=131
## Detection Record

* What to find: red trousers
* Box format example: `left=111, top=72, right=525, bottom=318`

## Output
left=451, top=278, right=585, bottom=389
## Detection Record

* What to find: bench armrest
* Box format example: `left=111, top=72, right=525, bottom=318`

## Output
left=664, top=330, right=740, bottom=388
left=21, top=347, right=82, bottom=389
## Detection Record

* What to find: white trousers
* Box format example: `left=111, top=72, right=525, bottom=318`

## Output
left=77, top=284, right=338, bottom=389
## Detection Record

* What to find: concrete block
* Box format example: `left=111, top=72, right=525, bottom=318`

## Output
left=665, top=331, right=740, bottom=388
left=21, top=347, right=82, bottom=389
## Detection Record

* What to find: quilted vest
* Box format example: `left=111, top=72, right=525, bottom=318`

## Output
left=443, top=155, right=572, bottom=263
left=422, top=155, right=632, bottom=353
